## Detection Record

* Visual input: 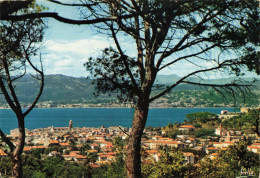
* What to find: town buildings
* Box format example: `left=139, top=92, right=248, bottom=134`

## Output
left=1, top=108, right=259, bottom=169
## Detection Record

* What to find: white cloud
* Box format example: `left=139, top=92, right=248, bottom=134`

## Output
left=54, top=58, right=75, bottom=67
left=40, top=36, right=116, bottom=77
left=45, top=36, right=113, bottom=56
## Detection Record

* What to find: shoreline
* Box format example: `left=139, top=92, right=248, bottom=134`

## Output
left=0, top=106, right=235, bottom=110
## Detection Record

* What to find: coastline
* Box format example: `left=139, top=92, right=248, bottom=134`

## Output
left=0, top=106, right=235, bottom=110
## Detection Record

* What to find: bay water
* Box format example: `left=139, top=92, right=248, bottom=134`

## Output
left=0, top=108, right=234, bottom=134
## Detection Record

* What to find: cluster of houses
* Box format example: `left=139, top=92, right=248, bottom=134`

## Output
left=0, top=108, right=260, bottom=168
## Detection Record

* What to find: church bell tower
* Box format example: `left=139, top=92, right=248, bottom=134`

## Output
left=69, top=120, right=73, bottom=131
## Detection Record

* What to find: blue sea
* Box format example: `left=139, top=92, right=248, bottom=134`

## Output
left=0, top=108, right=234, bottom=134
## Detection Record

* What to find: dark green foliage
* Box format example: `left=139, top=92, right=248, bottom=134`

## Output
left=22, top=154, right=43, bottom=178
left=85, top=48, right=139, bottom=102
left=186, top=112, right=218, bottom=123
left=80, top=143, right=91, bottom=156
left=30, top=148, right=45, bottom=159
left=0, top=157, right=12, bottom=176
left=91, top=165, right=108, bottom=178
left=87, top=152, right=98, bottom=163
left=32, top=171, right=46, bottom=178
left=0, top=154, right=90, bottom=178
left=42, top=156, right=65, bottom=177
left=193, top=123, right=202, bottom=128
left=0, top=155, right=92, bottom=178
left=166, top=123, right=173, bottom=128
left=165, top=130, right=178, bottom=139
left=195, top=129, right=216, bottom=138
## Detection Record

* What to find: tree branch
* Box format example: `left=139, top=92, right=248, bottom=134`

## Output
left=23, top=53, right=44, bottom=116
left=2, top=56, right=21, bottom=111
left=182, top=81, right=253, bottom=88
left=110, top=25, right=140, bottom=95
left=3, top=12, right=135, bottom=25
left=158, top=44, right=217, bottom=71
left=0, top=129, right=15, bottom=152
left=48, top=0, right=97, bottom=7
left=0, top=76, right=16, bottom=111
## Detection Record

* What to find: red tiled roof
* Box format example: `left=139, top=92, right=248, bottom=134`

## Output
left=90, top=164, right=99, bottom=168
left=149, top=140, right=182, bottom=144
left=0, top=149, right=8, bottom=156
left=87, top=150, right=98, bottom=153
left=60, top=143, right=70, bottom=146
left=91, top=143, right=99, bottom=146
left=36, top=146, right=47, bottom=149
left=76, top=155, right=87, bottom=159
left=210, top=153, right=219, bottom=156
left=248, top=146, right=260, bottom=149
left=146, top=150, right=159, bottom=154
left=183, top=152, right=194, bottom=156
left=179, top=125, right=195, bottom=129
left=49, top=140, right=59, bottom=144
left=23, top=147, right=31, bottom=151
left=105, top=152, right=116, bottom=156
left=252, top=143, right=260, bottom=147
left=70, top=151, right=80, bottom=155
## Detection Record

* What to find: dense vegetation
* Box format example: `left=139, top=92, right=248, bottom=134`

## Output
left=0, top=155, right=91, bottom=178
left=186, top=112, right=218, bottom=123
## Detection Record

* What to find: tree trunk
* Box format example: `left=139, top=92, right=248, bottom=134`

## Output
left=12, top=116, right=25, bottom=178
left=126, top=102, right=149, bottom=178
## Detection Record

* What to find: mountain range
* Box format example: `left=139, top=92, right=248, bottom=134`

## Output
left=0, top=74, right=259, bottom=106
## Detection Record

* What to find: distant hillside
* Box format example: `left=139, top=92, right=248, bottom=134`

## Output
left=155, top=74, right=260, bottom=91
left=0, top=74, right=108, bottom=105
left=0, top=74, right=259, bottom=107
left=155, top=74, right=259, bottom=85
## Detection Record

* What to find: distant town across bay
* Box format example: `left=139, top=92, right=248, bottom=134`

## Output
left=0, top=107, right=234, bottom=134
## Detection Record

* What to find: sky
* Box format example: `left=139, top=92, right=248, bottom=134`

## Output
left=35, top=0, right=258, bottom=79
left=36, top=0, right=114, bottom=77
